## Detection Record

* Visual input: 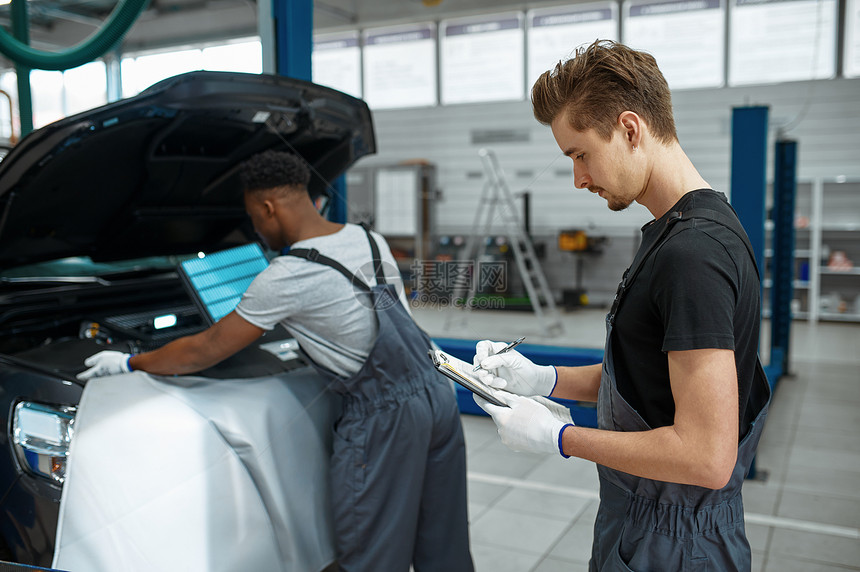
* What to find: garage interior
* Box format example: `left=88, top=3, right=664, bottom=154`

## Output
left=0, top=0, right=858, bottom=570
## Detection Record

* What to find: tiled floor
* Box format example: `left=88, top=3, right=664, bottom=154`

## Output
left=412, top=306, right=860, bottom=572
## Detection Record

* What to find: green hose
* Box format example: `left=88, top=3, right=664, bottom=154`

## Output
left=10, top=0, right=32, bottom=136
left=0, top=0, right=149, bottom=71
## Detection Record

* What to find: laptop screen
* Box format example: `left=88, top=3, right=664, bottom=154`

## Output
left=179, top=243, right=270, bottom=325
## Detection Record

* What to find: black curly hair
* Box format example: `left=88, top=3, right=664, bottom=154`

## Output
left=239, top=150, right=311, bottom=194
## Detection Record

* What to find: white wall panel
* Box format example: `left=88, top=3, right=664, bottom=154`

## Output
left=360, top=78, right=860, bottom=234
left=355, top=78, right=860, bottom=302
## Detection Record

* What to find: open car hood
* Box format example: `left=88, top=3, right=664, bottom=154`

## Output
left=0, top=71, right=376, bottom=268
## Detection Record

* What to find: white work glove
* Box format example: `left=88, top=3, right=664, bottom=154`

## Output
left=473, top=340, right=557, bottom=397
left=474, top=392, right=574, bottom=457
left=77, top=350, right=133, bottom=381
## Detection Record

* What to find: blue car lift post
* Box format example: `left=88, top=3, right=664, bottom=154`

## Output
left=771, top=137, right=798, bottom=376
left=271, top=0, right=348, bottom=224
left=731, top=107, right=797, bottom=479
left=731, top=106, right=796, bottom=386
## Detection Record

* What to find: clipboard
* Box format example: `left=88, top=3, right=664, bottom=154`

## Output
left=428, top=349, right=509, bottom=408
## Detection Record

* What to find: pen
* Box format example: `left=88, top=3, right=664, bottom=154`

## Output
left=473, top=336, right=526, bottom=371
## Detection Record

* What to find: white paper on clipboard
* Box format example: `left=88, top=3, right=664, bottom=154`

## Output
left=429, top=349, right=509, bottom=407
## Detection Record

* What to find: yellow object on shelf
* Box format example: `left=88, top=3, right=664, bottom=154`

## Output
left=558, top=230, right=589, bottom=252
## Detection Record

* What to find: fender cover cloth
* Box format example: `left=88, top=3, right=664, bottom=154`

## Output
left=52, top=369, right=337, bottom=571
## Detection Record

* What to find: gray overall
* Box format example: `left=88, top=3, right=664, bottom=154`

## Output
left=288, top=229, right=474, bottom=572
left=590, top=207, right=772, bottom=571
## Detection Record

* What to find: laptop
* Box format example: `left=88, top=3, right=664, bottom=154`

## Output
left=178, top=243, right=270, bottom=326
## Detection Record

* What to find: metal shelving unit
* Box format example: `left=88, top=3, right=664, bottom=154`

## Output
left=765, top=177, right=860, bottom=323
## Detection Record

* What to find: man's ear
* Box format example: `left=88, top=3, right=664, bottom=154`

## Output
left=262, top=197, right=277, bottom=217
left=618, top=111, right=642, bottom=149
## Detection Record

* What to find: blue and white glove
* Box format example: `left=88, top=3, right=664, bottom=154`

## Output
left=474, top=392, right=574, bottom=457
left=473, top=340, right=557, bottom=396
left=77, top=350, right=133, bottom=381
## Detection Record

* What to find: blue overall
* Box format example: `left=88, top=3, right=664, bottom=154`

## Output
left=288, top=229, right=474, bottom=572
left=590, top=206, right=772, bottom=571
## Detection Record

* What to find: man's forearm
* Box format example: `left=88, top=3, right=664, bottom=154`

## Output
left=128, top=311, right=265, bottom=376
left=129, top=334, right=216, bottom=376
left=560, top=423, right=736, bottom=490
left=550, top=363, right=601, bottom=402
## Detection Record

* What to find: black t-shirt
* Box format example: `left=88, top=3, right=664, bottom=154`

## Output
left=611, top=189, right=760, bottom=437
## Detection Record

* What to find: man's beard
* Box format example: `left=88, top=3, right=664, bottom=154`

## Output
left=590, top=186, right=633, bottom=212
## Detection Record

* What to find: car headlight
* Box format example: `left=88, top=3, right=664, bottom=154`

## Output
left=12, top=402, right=76, bottom=484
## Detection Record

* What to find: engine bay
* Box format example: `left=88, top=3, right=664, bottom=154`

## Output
left=0, top=272, right=304, bottom=381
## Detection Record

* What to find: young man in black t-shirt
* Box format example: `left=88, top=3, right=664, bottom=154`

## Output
left=613, top=188, right=761, bottom=436
left=472, top=40, right=770, bottom=571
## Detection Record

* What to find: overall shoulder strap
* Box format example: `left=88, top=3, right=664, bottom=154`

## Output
left=286, top=247, right=372, bottom=292
left=609, top=212, right=683, bottom=321
left=359, top=222, right=386, bottom=285
left=609, top=202, right=759, bottom=322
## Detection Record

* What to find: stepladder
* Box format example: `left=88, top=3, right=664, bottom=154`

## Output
left=445, top=149, right=564, bottom=336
